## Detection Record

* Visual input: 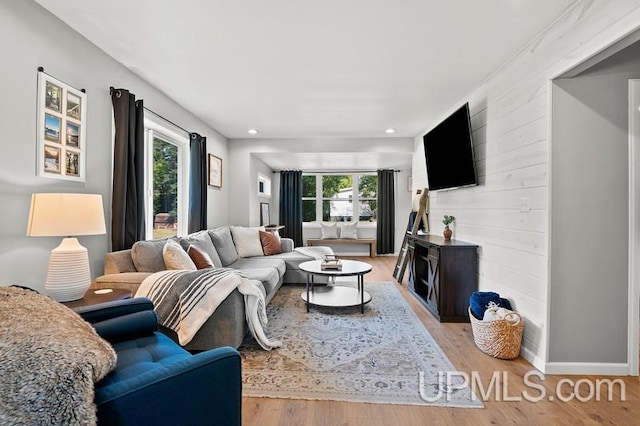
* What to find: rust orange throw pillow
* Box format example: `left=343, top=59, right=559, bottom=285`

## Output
left=187, top=244, right=214, bottom=269
left=259, top=231, right=282, bottom=256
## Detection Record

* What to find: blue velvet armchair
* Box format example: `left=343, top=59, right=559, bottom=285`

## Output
left=75, top=297, right=242, bottom=426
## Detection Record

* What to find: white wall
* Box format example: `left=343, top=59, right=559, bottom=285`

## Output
left=411, top=0, right=640, bottom=370
left=0, top=0, right=228, bottom=292
left=229, top=138, right=413, bottom=254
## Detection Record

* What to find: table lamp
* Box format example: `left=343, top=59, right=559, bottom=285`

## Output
left=26, top=193, right=106, bottom=302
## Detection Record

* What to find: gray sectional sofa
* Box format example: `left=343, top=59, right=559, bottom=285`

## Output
left=94, top=226, right=320, bottom=350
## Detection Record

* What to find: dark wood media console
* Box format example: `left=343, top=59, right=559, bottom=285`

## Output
left=407, top=234, right=478, bottom=322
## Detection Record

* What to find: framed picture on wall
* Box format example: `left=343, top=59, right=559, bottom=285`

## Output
left=260, top=202, right=270, bottom=226
left=36, top=70, right=86, bottom=182
left=208, top=154, right=222, bottom=188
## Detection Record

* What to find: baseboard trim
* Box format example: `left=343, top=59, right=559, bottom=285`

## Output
left=521, top=346, right=546, bottom=373
left=544, top=362, right=630, bottom=376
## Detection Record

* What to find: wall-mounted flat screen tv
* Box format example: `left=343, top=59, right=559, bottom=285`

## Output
left=423, top=102, right=478, bottom=191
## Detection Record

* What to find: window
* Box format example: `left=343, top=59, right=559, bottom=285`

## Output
left=302, top=175, right=316, bottom=222
left=258, top=173, right=271, bottom=197
left=322, top=175, right=353, bottom=221
left=302, top=173, right=377, bottom=223
left=358, top=175, right=377, bottom=222
left=144, top=115, right=190, bottom=239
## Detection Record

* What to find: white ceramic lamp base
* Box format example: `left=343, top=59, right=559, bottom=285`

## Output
left=45, top=237, right=91, bottom=302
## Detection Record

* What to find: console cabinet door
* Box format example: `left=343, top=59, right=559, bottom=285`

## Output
left=424, top=245, right=440, bottom=318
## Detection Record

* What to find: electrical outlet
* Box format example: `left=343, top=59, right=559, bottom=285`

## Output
left=520, top=197, right=531, bottom=213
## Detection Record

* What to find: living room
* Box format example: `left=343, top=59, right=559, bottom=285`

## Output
left=2, top=0, right=640, bottom=425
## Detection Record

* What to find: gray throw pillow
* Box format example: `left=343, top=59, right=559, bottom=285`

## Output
left=180, top=230, right=223, bottom=268
left=131, top=238, right=174, bottom=272
left=209, top=227, right=239, bottom=266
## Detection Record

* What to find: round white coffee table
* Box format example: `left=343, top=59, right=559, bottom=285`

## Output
left=299, top=259, right=372, bottom=314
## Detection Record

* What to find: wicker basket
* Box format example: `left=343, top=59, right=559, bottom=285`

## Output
left=468, top=307, right=524, bottom=359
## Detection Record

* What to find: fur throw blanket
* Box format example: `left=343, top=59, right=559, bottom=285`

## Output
left=0, top=287, right=117, bottom=426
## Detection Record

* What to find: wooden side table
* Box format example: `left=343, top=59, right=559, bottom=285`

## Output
left=62, top=288, right=132, bottom=309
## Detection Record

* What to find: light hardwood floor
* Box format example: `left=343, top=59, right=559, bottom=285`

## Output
left=243, top=256, right=639, bottom=425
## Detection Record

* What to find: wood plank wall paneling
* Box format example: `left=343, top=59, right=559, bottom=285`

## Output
left=412, top=0, right=640, bottom=367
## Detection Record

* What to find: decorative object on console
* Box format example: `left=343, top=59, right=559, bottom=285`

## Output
left=208, top=154, right=222, bottom=188
left=26, top=193, right=106, bottom=302
left=36, top=68, right=87, bottom=182
left=442, top=214, right=455, bottom=241
left=260, top=202, right=270, bottom=226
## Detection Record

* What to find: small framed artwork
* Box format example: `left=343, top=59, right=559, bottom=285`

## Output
left=43, top=145, right=61, bottom=174
left=44, top=113, right=61, bottom=143
left=45, top=80, right=62, bottom=113
left=260, top=202, right=270, bottom=226
left=66, top=151, right=80, bottom=177
left=66, top=122, right=80, bottom=148
left=208, top=154, right=222, bottom=188
left=36, top=70, right=86, bottom=182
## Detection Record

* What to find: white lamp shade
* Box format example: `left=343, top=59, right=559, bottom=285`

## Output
left=27, top=193, right=106, bottom=237
left=26, top=193, right=106, bottom=302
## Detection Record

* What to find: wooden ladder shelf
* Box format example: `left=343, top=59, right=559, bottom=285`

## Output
left=393, top=188, right=429, bottom=283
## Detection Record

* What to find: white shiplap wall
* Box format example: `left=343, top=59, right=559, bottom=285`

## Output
left=412, top=0, right=640, bottom=370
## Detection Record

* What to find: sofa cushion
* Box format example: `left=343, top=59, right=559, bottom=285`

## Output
left=267, top=251, right=314, bottom=271
left=209, top=227, right=239, bottom=266
left=230, top=226, right=264, bottom=258
left=163, top=240, right=197, bottom=270
left=259, top=231, right=282, bottom=256
left=320, top=222, right=338, bottom=239
left=228, top=257, right=286, bottom=278
left=131, top=239, right=172, bottom=272
left=187, top=245, right=214, bottom=269
left=232, top=267, right=281, bottom=298
left=95, top=272, right=153, bottom=287
left=179, top=231, right=223, bottom=268
left=104, top=249, right=137, bottom=274
left=96, top=332, right=191, bottom=401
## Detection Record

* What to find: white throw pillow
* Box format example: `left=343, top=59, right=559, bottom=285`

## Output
left=231, top=226, right=265, bottom=258
left=320, top=222, right=338, bottom=239
left=163, top=239, right=197, bottom=270
left=340, top=221, right=358, bottom=239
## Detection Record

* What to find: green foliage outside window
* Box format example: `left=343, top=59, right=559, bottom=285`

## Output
left=153, top=137, right=178, bottom=222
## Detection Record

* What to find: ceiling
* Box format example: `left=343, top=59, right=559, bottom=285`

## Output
left=35, top=0, right=578, bottom=140
left=254, top=151, right=413, bottom=172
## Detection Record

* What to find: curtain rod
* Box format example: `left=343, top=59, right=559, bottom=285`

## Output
left=272, top=169, right=401, bottom=173
left=143, top=107, right=192, bottom=136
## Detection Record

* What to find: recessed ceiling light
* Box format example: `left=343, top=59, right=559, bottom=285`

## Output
left=248, top=129, right=259, bottom=135
left=385, top=128, right=396, bottom=134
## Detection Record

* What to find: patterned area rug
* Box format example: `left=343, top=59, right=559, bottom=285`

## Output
left=240, top=281, right=482, bottom=408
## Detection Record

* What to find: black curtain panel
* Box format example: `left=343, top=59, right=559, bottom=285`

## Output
left=279, top=170, right=303, bottom=247
left=376, top=169, right=395, bottom=254
left=188, top=133, right=207, bottom=233
left=110, top=88, right=145, bottom=251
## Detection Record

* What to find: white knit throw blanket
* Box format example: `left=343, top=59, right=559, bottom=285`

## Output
left=136, top=268, right=282, bottom=350
left=294, top=245, right=335, bottom=260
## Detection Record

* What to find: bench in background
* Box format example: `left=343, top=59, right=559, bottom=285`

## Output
left=306, top=238, right=377, bottom=257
